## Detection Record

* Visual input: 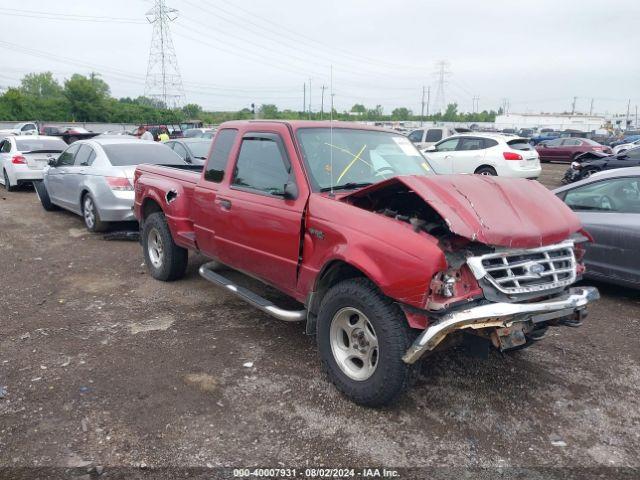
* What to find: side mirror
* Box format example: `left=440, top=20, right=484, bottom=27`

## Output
left=48, top=158, right=57, bottom=167
left=283, top=180, right=298, bottom=200
left=424, top=145, right=437, bottom=152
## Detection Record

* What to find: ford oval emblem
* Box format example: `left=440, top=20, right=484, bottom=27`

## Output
left=524, top=262, right=545, bottom=276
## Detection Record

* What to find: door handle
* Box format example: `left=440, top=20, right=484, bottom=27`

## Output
left=216, top=198, right=232, bottom=210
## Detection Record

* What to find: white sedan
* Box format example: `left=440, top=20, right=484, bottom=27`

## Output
left=612, top=139, right=640, bottom=155
left=0, top=135, right=68, bottom=191
left=421, top=133, right=541, bottom=179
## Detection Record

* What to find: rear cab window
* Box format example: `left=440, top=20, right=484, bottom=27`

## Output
left=407, top=130, right=423, bottom=143
left=507, top=138, right=533, bottom=151
left=425, top=129, right=443, bottom=142
left=204, top=129, right=237, bottom=183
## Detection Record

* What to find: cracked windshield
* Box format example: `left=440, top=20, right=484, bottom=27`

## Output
left=297, top=128, right=433, bottom=191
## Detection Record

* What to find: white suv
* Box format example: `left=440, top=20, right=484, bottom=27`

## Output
left=421, top=133, right=541, bottom=179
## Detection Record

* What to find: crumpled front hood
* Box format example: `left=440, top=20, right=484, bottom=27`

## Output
left=342, top=175, right=582, bottom=248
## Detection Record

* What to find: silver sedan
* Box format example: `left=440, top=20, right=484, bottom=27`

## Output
left=554, top=166, right=640, bottom=289
left=34, top=138, right=185, bottom=232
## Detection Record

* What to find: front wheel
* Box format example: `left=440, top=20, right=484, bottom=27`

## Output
left=316, top=278, right=417, bottom=407
left=142, top=212, right=188, bottom=281
left=34, top=181, right=59, bottom=211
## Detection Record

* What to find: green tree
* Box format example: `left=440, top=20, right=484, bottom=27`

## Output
left=391, top=107, right=412, bottom=120
left=350, top=103, right=366, bottom=114
left=0, top=88, right=33, bottom=119
left=442, top=103, right=458, bottom=121
left=63, top=74, right=109, bottom=121
left=259, top=103, right=279, bottom=118
left=182, top=103, right=202, bottom=118
left=20, top=72, right=63, bottom=99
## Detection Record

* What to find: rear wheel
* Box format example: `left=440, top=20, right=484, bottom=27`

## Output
left=3, top=170, right=16, bottom=192
left=316, top=278, right=417, bottom=407
left=34, top=181, right=59, bottom=211
left=82, top=193, right=108, bottom=232
left=142, top=212, right=188, bottom=281
left=475, top=166, right=497, bottom=176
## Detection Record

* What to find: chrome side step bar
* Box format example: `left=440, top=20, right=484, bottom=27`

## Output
left=198, top=261, right=307, bottom=322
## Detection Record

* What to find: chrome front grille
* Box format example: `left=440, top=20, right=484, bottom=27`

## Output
left=467, top=241, right=576, bottom=295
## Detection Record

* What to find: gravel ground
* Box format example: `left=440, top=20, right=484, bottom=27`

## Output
left=0, top=163, right=638, bottom=479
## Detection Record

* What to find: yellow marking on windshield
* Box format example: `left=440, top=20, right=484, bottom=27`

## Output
left=421, top=162, right=430, bottom=171
left=336, top=144, right=367, bottom=184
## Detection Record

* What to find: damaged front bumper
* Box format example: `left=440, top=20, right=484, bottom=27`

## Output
left=402, top=286, right=599, bottom=364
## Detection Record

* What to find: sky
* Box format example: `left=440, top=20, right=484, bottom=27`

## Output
left=1, top=0, right=639, bottom=116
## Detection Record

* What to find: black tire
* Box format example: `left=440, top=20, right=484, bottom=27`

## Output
left=81, top=193, right=108, bottom=232
left=316, top=278, right=417, bottom=407
left=3, top=170, right=17, bottom=192
left=33, top=181, right=59, bottom=211
left=475, top=166, right=497, bottom=176
left=142, top=212, right=188, bottom=281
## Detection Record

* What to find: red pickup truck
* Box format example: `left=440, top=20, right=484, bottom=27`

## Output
left=134, top=120, right=599, bottom=406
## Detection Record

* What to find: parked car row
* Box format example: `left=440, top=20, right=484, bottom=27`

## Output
left=4, top=120, right=639, bottom=406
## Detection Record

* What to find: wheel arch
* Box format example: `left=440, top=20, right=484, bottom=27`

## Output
left=474, top=164, right=497, bottom=174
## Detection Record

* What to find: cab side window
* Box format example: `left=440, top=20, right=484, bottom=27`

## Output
left=204, top=129, right=237, bottom=183
left=74, top=145, right=95, bottom=166
left=0, top=140, right=11, bottom=153
left=57, top=144, right=80, bottom=166
left=564, top=178, right=640, bottom=214
left=435, top=138, right=459, bottom=152
left=172, top=143, right=189, bottom=162
left=457, top=137, right=484, bottom=151
left=408, top=130, right=423, bottom=143
left=232, top=134, right=291, bottom=196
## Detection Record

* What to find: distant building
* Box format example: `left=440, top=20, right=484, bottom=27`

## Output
left=495, top=113, right=606, bottom=132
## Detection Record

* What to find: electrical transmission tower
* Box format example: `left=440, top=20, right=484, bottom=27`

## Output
left=144, top=0, right=185, bottom=109
left=433, top=61, right=450, bottom=114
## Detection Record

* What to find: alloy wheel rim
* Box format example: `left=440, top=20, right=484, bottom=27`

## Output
left=83, top=197, right=95, bottom=228
left=147, top=228, right=164, bottom=268
left=329, top=307, right=379, bottom=381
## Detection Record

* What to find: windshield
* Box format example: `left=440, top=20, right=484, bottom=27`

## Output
left=102, top=143, right=185, bottom=166
left=186, top=140, right=211, bottom=158
left=16, top=138, right=67, bottom=152
left=296, top=128, right=433, bottom=191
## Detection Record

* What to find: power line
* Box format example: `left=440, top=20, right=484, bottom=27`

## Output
left=144, top=0, right=185, bottom=108
left=0, top=8, right=145, bottom=23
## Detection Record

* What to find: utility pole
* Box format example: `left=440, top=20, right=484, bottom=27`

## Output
left=303, top=83, right=306, bottom=114
left=144, top=0, right=185, bottom=108
left=626, top=99, right=631, bottom=126
left=320, top=85, right=326, bottom=120
left=589, top=98, right=594, bottom=116
left=426, top=86, right=430, bottom=117
left=571, top=96, right=577, bottom=115
left=420, top=86, right=425, bottom=126
left=636, top=105, right=638, bottom=128
left=472, top=95, right=480, bottom=114
left=308, top=77, right=312, bottom=120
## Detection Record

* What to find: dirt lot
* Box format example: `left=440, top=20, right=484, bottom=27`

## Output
left=1, top=163, right=639, bottom=479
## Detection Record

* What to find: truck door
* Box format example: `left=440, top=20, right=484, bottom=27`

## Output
left=192, top=128, right=240, bottom=256
left=212, top=128, right=308, bottom=291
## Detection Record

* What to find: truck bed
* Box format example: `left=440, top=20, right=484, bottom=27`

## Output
left=136, top=164, right=202, bottom=184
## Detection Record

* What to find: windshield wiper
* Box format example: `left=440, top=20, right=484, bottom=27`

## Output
left=320, top=182, right=373, bottom=192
